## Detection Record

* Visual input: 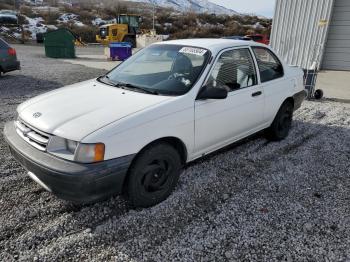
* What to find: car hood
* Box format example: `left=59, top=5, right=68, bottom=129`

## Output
left=17, top=79, right=172, bottom=141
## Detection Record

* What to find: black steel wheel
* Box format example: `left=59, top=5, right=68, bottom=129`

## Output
left=266, top=101, right=294, bottom=141
left=314, top=89, right=324, bottom=100
left=127, top=143, right=182, bottom=207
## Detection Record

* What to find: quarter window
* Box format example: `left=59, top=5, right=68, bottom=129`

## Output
left=252, top=47, right=284, bottom=83
left=206, top=48, right=257, bottom=92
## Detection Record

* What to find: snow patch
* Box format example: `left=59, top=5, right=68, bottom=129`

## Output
left=92, top=17, right=117, bottom=26
left=24, top=16, right=46, bottom=39
left=252, top=22, right=265, bottom=29
left=121, top=0, right=238, bottom=15
left=57, top=13, right=85, bottom=27
left=18, top=16, right=58, bottom=40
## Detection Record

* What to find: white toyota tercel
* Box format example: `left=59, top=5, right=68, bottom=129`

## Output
left=4, top=39, right=306, bottom=207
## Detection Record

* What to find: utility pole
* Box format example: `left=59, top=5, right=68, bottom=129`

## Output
left=152, top=1, right=155, bottom=31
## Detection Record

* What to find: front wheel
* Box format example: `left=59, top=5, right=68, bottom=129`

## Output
left=266, top=101, right=294, bottom=141
left=127, top=143, right=182, bottom=207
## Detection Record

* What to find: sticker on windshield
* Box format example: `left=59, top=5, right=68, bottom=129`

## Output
left=179, top=47, right=207, bottom=56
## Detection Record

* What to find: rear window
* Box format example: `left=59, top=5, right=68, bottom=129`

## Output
left=0, top=38, right=9, bottom=48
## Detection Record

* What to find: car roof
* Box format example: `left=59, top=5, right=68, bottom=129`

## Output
left=155, top=38, right=267, bottom=53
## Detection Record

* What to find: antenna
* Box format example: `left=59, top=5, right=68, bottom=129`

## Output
left=152, top=0, right=155, bottom=31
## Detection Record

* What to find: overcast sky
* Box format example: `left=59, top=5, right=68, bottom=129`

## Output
left=209, top=0, right=276, bottom=17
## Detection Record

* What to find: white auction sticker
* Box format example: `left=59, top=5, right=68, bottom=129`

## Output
left=179, top=47, right=207, bottom=56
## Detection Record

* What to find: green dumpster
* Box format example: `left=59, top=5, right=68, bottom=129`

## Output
left=44, top=28, right=76, bottom=58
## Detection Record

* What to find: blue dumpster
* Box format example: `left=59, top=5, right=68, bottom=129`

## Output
left=109, top=42, right=132, bottom=61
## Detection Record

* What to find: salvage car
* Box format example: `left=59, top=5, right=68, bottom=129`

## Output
left=0, top=10, right=18, bottom=24
left=4, top=39, right=306, bottom=207
left=0, top=38, right=20, bottom=76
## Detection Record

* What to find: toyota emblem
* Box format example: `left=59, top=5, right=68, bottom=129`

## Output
left=32, top=112, right=42, bottom=118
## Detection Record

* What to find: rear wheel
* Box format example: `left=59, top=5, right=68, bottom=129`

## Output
left=266, top=101, right=294, bottom=141
left=127, top=143, right=182, bottom=207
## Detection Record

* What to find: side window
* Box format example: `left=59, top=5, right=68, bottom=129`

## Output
left=206, top=48, right=257, bottom=92
left=252, top=47, right=284, bottom=83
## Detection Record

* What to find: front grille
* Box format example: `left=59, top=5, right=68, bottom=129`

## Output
left=15, top=120, right=50, bottom=151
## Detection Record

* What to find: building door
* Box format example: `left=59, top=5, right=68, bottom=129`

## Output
left=322, top=0, right=350, bottom=70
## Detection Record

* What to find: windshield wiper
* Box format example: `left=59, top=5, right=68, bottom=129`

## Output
left=115, top=82, right=159, bottom=95
left=97, top=75, right=119, bottom=87
left=97, top=77, right=159, bottom=95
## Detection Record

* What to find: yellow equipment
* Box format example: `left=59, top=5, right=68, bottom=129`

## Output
left=96, top=14, right=140, bottom=48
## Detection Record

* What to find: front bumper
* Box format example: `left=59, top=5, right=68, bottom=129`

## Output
left=3, top=121, right=135, bottom=203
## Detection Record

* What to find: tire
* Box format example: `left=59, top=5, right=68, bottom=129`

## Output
left=266, top=101, right=294, bottom=141
left=314, top=89, right=324, bottom=100
left=127, top=143, right=182, bottom=207
left=123, top=36, right=136, bottom=48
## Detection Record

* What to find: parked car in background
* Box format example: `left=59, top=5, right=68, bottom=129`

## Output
left=0, top=38, right=20, bottom=76
left=4, top=39, right=306, bottom=207
left=245, top=34, right=270, bottom=45
left=222, top=36, right=252, bottom=41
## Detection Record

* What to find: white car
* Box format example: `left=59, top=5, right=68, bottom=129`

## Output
left=4, top=39, right=306, bottom=207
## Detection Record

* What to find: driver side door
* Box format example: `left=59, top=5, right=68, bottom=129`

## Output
left=194, top=47, right=265, bottom=156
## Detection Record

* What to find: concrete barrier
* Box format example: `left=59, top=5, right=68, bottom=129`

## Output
left=136, top=34, right=169, bottom=48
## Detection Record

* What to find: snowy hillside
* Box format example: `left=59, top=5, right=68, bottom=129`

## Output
left=123, top=0, right=238, bottom=15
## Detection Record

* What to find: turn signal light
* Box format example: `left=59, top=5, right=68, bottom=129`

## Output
left=94, top=143, right=105, bottom=162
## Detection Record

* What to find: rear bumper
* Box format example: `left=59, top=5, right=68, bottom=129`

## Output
left=293, top=90, right=307, bottom=110
left=2, top=60, right=20, bottom=73
left=3, top=121, right=134, bottom=203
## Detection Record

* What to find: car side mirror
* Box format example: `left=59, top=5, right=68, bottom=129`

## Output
left=197, top=86, right=228, bottom=100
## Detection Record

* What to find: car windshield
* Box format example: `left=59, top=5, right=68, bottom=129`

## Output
left=104, top=44, right=210, bottom=96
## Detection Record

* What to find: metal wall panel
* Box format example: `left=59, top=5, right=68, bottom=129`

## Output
left=270, top=0, right=334, bottom=69
left=322, top=0, right=350, bottom=70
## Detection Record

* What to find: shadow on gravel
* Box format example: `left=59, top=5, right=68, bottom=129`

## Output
left=73, top=120, right=348, bottom=248
left=0, top=75, right=61, bottom=98
left=1, top=107, right=349, bottom=261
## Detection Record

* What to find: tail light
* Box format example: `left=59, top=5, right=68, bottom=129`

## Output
left=8, top=48, right=16, bottom=56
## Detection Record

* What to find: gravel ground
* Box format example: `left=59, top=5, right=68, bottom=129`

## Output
left=1, top=45, right=350, bottom=261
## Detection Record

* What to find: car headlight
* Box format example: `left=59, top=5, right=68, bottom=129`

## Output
left=74, top=143, right=105, bottom=163
left=47, top=137, right=105, bottom=163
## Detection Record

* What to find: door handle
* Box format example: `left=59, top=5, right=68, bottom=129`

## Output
left=252, top=91, right=262, bottom=97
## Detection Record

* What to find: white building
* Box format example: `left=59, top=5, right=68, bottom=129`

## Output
left=270, top=0, right=350, bottom=71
